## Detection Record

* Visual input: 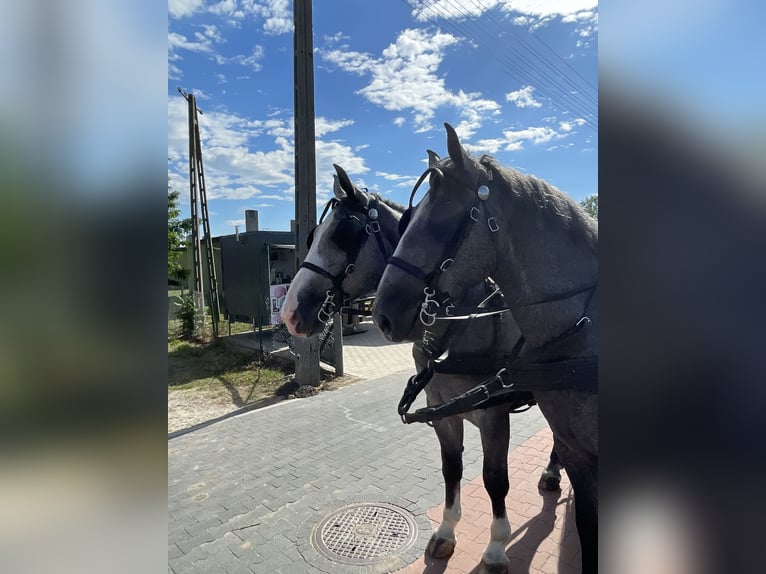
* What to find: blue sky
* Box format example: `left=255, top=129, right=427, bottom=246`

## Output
left=168, top=0, right=598, bottom=237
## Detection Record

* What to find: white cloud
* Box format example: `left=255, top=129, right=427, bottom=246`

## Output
left=393, top=117, right=405, bottom=127
left=169, top=0, right=205, bottom=19
left=315, top=117, right=354, bottom=137
left=409, top=0, right=598, bottom=36
left=506, top=85, right=542, bottom=108
left=320, top=28, right=501, bottom=134
left=167, top=98, right=367, bottom=203
left=260, top=0, right=292, bottom=35
left=171, top=1, right=292, bottom=35
left=473, top=118, right=586, bottom=152
left=214, top=45, right=265, bottom=71
left=375, top=171, right=411, bottom=182
left=168, top=31, right=213, bottom=54
left=409, top=0, right=501, bottom=21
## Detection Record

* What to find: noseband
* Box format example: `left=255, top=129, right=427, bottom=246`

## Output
left=300, top=195, right=390, bottom=323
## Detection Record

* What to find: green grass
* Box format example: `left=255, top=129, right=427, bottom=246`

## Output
left=168, top=338, right=294, bottom=407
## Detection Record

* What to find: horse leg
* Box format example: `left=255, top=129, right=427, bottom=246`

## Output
left=477, top=411, right=512, bottom=574
left=425, top=417, right=464, bottom=560
left=556, top=444, right=598, bottom=574
left=538, top=435, right=563, bottom=491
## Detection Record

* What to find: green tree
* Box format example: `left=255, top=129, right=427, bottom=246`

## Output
left=168, top=177, right=191, bottom=281
left=580, top=194, right=598, bottom=220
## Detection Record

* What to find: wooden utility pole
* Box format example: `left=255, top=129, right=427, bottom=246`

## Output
left=293, top=0, right=320, bottom=385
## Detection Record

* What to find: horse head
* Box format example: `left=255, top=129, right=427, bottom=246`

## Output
left=374, top=123, right=499, bottom=341
left=280, top=164, right=400, bottom=336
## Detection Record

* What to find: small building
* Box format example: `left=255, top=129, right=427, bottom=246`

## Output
left=175, top=211, right=297, bottom=329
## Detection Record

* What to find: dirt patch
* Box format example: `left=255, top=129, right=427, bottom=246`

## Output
left=168, top=338, right=363, bottom=434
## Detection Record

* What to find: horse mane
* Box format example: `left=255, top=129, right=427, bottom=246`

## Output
left=371, top=193, right=406, bottom=214
left=345, top=189, right=405, bottom=214
left=481, top=155, right=598, bottom=254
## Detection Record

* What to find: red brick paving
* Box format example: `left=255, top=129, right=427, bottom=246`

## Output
left=396, top=427, right=581, bottom=574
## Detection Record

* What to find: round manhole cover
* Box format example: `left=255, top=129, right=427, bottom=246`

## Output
left=312, top=502, right=417, bottom=565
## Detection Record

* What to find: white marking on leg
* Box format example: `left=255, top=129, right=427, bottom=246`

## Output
left=435, top=491, right=461, bottom=541
left=482, top=516, right=512, bottom=565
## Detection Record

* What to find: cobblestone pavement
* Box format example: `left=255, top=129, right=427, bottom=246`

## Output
left=168, top=367, right=572, bottom=573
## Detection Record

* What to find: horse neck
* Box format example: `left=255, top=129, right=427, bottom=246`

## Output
left=488, top=187, right=597, bottom=351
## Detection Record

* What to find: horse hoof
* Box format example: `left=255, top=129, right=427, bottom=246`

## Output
left=425, top=534, right=456, bottom=559
left=538, top=473, right=561, bottom=491
left=477, top=559, right=510, bottom=574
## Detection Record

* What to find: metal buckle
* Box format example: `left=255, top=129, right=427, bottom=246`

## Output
left=474, top=384, right=490, bottom=405
left=488, top=217, right=499, bottom=232
left=366, top=221, right=380, bottom=234
left=445, top=304, right=455, bottom=317
left=470, top=206, right=480, bottom=221
left=439, top=258, right=454, bottom=271
left=345, top=263, right=355, bottom=275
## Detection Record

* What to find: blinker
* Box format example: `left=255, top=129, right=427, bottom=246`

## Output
left=477, top=185, right=490, bottom=200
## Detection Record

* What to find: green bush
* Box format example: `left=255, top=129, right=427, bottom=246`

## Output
left=177, top=295, right=197, bottom=339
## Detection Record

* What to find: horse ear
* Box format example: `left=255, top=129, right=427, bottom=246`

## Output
left=333, top=164, right=355, bottom=200
left=332, top=174, right=344, bottom=199
left=426, top=149, right=440, bottom=167
left=444, top=122, right=469, bottom=171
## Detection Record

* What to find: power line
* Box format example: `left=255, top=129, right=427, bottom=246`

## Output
left=418, top=0, right=597, bottom=127
left=401, top=0, right=598, bottom=129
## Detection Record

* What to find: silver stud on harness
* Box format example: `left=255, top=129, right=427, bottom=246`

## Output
left=477, top=185, right=490, bottom=200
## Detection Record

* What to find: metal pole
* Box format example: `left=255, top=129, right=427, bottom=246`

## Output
left=293, top=0, right=320, bottom=385
left=333, top=313, right=344, bottom=376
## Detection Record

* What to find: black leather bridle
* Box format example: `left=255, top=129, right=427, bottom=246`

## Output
left=300, top=194, right=390, bottom=323
left=387, top=164, right=507, bottom=326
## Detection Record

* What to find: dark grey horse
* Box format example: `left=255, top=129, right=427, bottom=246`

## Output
left=373, top=125, right=598, bottom=573
left=281, top=164, right=564, bottom=573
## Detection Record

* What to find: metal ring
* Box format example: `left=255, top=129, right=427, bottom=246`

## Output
left=440, top=258, right=454, bottom=271
left=423, top=286, right=435, bottom=297
left=420, top=309, right=437, bottom=326
left=345, top=263, right=355, bottom=275
left=470, top=206, right=480, bottom=221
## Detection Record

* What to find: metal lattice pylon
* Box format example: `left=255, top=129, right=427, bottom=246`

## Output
left=180, top=88, right=220, bottom=337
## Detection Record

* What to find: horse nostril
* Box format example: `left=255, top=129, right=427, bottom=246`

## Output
left=377, top=314, right=392, bottom=336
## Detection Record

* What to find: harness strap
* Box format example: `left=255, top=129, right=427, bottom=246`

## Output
left=401, top=374, right=536, bottom=424
left=399, top=355, right=596, bottom=425
left=387, top=256, right=432, bottom=282
left=299, top=261, right=345, bottom=289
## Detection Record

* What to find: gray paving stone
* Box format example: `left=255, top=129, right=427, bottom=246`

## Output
left=169, top=369, right=548, bottom=573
